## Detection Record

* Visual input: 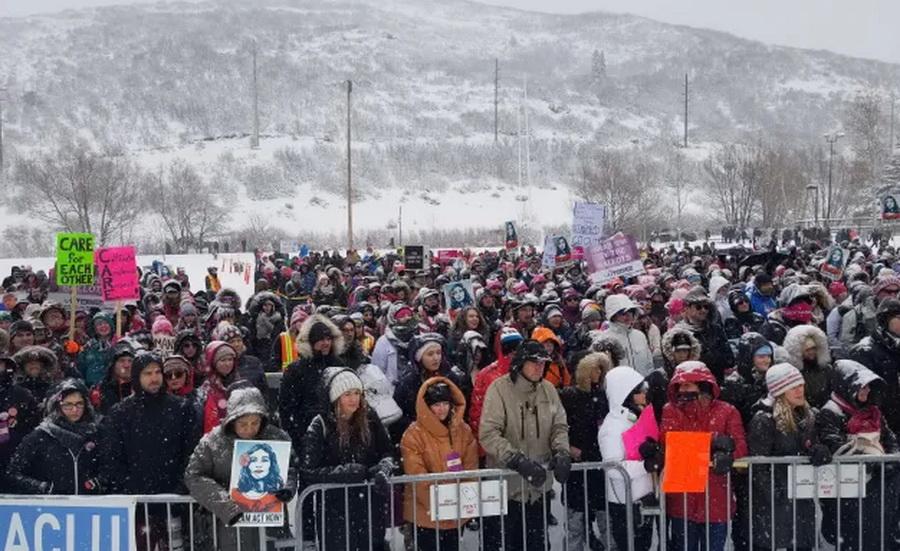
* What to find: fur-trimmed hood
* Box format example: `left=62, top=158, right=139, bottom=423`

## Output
left=296, top=314, right=346, bottom=359
left=587, top=330, right=626, bottom=366
left=660, top=327, right=702, bottom=363
left=782, top=324, right=831, bottom=370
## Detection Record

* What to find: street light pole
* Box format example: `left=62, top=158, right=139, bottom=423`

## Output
left=346, top=80, right=353, bottom=252
left=806, top=185, right=819, bottom=227
left=824, top=132, right=844, bottom=222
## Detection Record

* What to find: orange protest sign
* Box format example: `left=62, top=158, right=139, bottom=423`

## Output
left=661, top=431, right=712, bottom=494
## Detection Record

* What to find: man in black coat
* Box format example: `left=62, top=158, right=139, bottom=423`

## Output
left=0, top=356, right=40, bottom=493
left=279, top=315, right=346, bottom=448
left=677, top=286, right=735, bottom=383
left=99, top=351, right=198, bottom=550
left=850, top=299, right=900, bottom=433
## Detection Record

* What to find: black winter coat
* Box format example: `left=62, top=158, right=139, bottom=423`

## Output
left=559, top=385, right=607, bottom=512
left=237, top=354, right=268, bottom=399
left=719, top=332, right=770, bottom=424
left=850, top=330, right=900, bottom=434
left=746, top=401, right=818, bottom=549
left=279, top=352, right=344, bottom=447
left=300, top=408, right=394, bottom=551
left=723, top=311, right=766, bottom=340
left=7, top=419, right=101, bottom=495
left=99, top=391, right=199, bottom=494
left=0, top=383, right=40, bottom=493
left=678, top=321, right=734, bottom=383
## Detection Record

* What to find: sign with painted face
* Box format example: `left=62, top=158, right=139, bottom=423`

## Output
left=229, top=439, right=292, bottom=527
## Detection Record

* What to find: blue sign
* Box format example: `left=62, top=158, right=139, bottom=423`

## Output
left=0, top=497, right=135, bottom=551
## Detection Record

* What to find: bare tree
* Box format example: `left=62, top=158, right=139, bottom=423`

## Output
left=13, top=146, right=143, bottom=246
left=145, top=160, right=231, bottom=253
left=665, top=148, right=693, bottom=229
left=703, top=144, right=755, bottom=228
left=844, top=90, right=888, bottom=186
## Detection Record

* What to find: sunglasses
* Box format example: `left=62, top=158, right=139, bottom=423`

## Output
left=690, top=303, right=710, bottom=311
left=165, top=370, right=188, bottom=380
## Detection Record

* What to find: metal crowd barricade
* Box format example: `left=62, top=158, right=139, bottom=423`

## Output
left=290, top=461, right=638, bottom=551
left=655, top=454, right=900, bottom=551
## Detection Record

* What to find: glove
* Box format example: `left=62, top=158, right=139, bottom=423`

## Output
left=508, top=454, right=547, bottom=488
left=808, top=444, right=832, bottom=467
left=227, top=511, right=243, bottom=527
left=639, top=438, right=663, bottom=473
left=369, top=459, right=395, bottom=495
left=711, top=434, right=736, bottom=454
left=38, top=481, right=53, bottom=494
left=83, top=478, right=103, bottom=494
left=550, top=452, right=572, bottom=484
left=712, top=451, right=734, bottom=475
left=273, top=486, right=295, bottom=502
left=334, top=463, right=367, bottom=483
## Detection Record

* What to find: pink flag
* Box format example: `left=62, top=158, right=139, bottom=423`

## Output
left=622, top=405, right=660, bottom=460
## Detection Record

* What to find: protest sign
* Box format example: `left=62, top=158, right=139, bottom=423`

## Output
left=95, top=246, right=140, bottom=301
left=882, top=191, right=900, bottom=221
left=622, top=405, right=660, bottom=460
left=661, top=431, right=712, bottom=494
left=541, top=236, right=557, bottom=270
left=820, top=245, right=849, bottom=281
left=404, top=245, right=425, bottom=271
left=279, top=241, right=300, bottom=255
left=587, top=233, right=645, bottom=284
left=229, top=440, right=292, bottom=527
left=435, top=249, right=462, bottom=266
left=47, top=285, right=115, bottom=313
left=571, top=202, right=606, bottom=259
left=0, top=496, right=135, bottom=550
left=504, top=221, right=518, bottom=250
left=56, top=233, right=95, bottom=286
left=430, top=480, right=508, bottom=521
left=786, top=464, right=865, bottom=499
left=443, top=279, right=475, bottom=311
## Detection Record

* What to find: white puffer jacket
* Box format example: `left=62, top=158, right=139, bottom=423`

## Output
left=597, top=366, right=654, bottom=504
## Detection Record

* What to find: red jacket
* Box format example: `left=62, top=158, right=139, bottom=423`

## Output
left=661, top=362, right=747, bottom=523
left=468, top=353, right=512, bottom=449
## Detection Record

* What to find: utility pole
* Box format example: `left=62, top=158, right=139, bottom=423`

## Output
left=683, top=73, right=689, bottom=148
left=250, top=40, right=259, bottom=149
left=824, top=132, right=844, bottom=221
left=346, top=80, right=354, bottom=252
left=523, top=75, right=531, bottom=187
left=0, top=88, right=5, bottom=173
left=398, top=205, right=403, bottom=247
left=494, top=59, right=499, bottom=143
left=891, top=91, right=895, bottom=153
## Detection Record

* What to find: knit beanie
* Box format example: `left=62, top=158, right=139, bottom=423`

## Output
left=765, top=363, right=805, bottom=398
left=325, top=367, right=364, bottom=403
left=151, top=317, right=174, bottom=336
left=415, top=340, right=443, bottom=364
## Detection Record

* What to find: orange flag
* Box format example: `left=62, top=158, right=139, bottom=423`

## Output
left=661, top=431, right=712, bottom=494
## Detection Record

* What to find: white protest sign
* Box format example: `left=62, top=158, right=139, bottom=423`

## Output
left=786, top=464, right=865, bottom=499
left=430, top=480, right=508, bottom=521
left=587, top=233, right=645, bottom=283
left=571, top=202, right=606, bottom=259
left=542, top=236, right=557, bottom=270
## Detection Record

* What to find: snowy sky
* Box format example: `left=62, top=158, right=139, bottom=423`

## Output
left=3, top=0, right=899, bottom=64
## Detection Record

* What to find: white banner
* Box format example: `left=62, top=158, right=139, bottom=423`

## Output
left=571, top=202, right=606, bottom=258
left=429, top=480, right=508, bottom=521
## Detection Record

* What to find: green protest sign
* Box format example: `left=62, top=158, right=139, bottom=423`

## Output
left=56, top=233, right=95, bottom=286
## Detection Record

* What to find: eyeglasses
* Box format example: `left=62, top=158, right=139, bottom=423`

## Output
left=60, top=401, right=85, bottom=411
left=690, top=303, right=710, bottom=311
left=165, top=370, right=188, bottom=380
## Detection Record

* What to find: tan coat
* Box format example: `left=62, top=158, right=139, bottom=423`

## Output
left=478, top=373, right=569, bottom=503
left=401, top=377, right=479, bottom=529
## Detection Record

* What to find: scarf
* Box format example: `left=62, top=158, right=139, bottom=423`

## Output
left=831, top=392, right=882, bottom=435
left=39, top=417, right=97, bottom=455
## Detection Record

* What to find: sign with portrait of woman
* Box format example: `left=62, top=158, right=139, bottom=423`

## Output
left=229, top=440, right=292, bottom=526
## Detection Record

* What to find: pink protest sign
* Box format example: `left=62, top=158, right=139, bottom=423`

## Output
left=622, top=405, right=660, bottom=460
left=95, top=246, right=140, bottom=301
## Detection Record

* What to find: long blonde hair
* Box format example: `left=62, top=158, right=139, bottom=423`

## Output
left=575, top=352, right=612, bottom=392
left=773, top=393, right=813, bottom=434
left=334, top=394, right=371, bottom=450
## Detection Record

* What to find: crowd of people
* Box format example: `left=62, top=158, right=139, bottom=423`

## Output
left=1, top=236, right=900, bottom=551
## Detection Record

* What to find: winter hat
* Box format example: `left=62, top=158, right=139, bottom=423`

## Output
left=499, top=327, right=524, bottom=346
left=462, top=330, right=487, bottom=351
left=131, top=351, right=163, bottom=391
left=874, top=276, right=900, bottom=296
left=424, top=381, right=454, bottom=406
left=223, top=384, right=269, bottom=429
left=413, top=333, right=445, bottom=364
left=204, top=341, right=236, bottom=368
left=828, top=281, right=848, bottom=299
left=219, top=324, right=245, bottom=345
left=509, top=339, right=551, bottom=382
left=9, top=320, right=33, bottom=337
left=151, top=317, right=174, bottom=336
left=684, top=286, right=712, bottom=305
left=765, top=363, right=805, bottom=398
left=179, top=302, right=197, bottom=317
left=876, top=298, right=900, bottom=329
left=387, top=302, right=415, bottom=326
left=581, top=305, right=603, bottom=323
left=753, top=344, right=774, bottom=357
left=163, top=354, right=191, bottom=374
left=543, top=304, right=563, bottom=320
left=163, top=280, right=182, bottom=293
left=605, top=294, right=638, bottom=319
left=324, top=367, right=364, bottom=403
left=670, top=332, right=695, bottom=351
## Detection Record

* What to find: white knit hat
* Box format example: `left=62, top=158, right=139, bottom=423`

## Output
left=765, top=363, right=805, bottom=398
left=325, top=367, right=364, bottom=403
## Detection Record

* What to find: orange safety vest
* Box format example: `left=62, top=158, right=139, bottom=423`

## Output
left=279, top=331, right=298, bottom=370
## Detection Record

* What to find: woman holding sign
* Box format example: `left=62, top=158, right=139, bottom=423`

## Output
left=185, top=383, right=296, bottom=551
